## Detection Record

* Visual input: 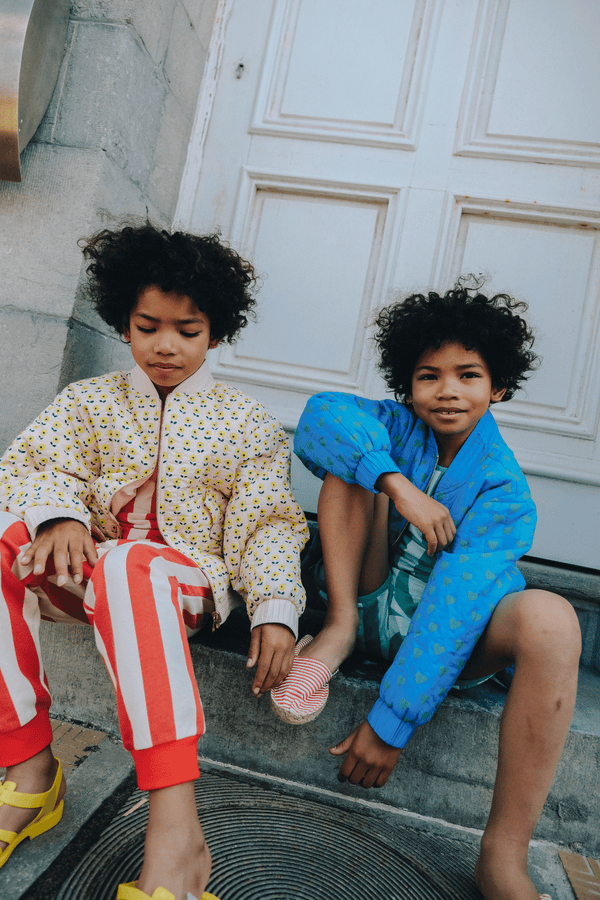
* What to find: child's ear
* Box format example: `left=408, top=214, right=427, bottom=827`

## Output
left=209, top=336, right=220, bottom=350
left=490, top=385, right=507, bottom=404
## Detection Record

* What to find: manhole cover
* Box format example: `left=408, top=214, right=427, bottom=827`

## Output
left=56, top=771, right=482, bottom=900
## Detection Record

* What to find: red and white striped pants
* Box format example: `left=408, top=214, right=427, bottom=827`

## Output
left=0, top=513, right=214, bottom=790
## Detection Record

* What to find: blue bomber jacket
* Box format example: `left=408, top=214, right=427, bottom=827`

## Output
left=294, top=392, right=536, bottom=749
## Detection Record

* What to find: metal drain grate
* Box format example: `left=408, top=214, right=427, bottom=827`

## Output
left=56, top=771, right=482, bottom=900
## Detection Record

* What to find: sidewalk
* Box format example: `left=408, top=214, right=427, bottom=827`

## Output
left=1, top=731, right=579, bottom=900
left=0, top=722, right=134, bottom=899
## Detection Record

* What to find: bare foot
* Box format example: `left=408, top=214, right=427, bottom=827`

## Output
left=136, top=832, right=211, bottom=899
left=135, top=783, right=211, bottom=900
left=297, top=614, right=359, bottom=672
left=0, top=748, right=66, bottom=853
left=474, top=841, right=540, bottom=900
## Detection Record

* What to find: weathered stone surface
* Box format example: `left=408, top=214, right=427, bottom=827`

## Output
left=0, top=308, right=69, bottom=451
left=0, top=145, right=103, bottom=319
left=50, top=23, right=167, bottom=191
left=164, top=2, right=206, bottom=111
left=0, top=143, right=162, bottom=440
left=186, top=0, right=219, bottom=47
left=58, top=319, right=134, bottom=392
left=70, top=0, right=176, bottom=64
left=147, top=90, right=195, bottom=219
left=0, top=734, right=133, bottom=899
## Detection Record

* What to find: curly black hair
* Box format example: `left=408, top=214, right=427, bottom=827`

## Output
left=373, top=281, right=539, bottom=402
left=80, top=222, right=257, bottom=342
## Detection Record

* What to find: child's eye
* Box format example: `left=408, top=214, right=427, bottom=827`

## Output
left=181, top=331, right=201, bottom=338
left=136, top=326, right=155, bottom=334
left=462, top=372, right=481, bottom=378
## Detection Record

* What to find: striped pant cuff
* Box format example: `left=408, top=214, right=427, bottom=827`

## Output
left=0, top=709, right=54, bottom=767
left=131, top=734, right=201, bottom=791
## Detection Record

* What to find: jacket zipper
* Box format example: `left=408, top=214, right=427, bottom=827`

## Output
left=155, top=397, right=222, bottom=632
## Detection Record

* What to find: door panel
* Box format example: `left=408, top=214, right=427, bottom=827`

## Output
left=178, top=0, right=600, bottom=568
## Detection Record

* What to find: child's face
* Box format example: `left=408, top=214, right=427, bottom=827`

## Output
left=124, top=285, right=219, bottom=399
left=407, top=341, right=506, bottom=461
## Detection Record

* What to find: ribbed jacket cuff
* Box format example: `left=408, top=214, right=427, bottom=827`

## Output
left=24, top=506, right=89, bottom=539
left=367, top=699, right=415, bottom=749
left=355, top=452, right=400, bottom=493
left=250, top=598, right=299, bottom=638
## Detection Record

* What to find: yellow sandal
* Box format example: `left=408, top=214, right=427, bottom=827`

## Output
left=0, top=757, right=64, bottom=869
left=117, top=884, right=220, bottom=900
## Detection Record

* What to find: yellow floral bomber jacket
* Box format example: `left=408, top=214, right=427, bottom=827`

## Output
left=0, top=363, right=309, bottom=634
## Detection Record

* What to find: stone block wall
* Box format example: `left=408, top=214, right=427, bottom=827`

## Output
left=0, top=0, right=219, bottom=451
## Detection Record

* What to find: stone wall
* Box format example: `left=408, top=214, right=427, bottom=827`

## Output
left=0, top=0, right=219, bottom=451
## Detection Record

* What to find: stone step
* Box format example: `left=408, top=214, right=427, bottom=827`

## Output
left=40, top=604, right=600, bottom=858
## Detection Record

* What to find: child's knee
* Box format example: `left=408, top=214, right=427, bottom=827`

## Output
left=513, top=589, right=581, bottom=661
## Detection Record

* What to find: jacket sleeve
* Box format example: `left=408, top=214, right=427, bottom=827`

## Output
left=367, top=474, right=536, bottom=748
left=0, top=386, right=101, bottom=536
left=223, top=405, right=309, bottom=636
left=294, top=392, right=410, bottom=492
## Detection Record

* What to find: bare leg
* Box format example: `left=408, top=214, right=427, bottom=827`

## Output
left=298, top=473, right=389, bottom=671
left=135, top=781, right=211, bottom=900
left=0, top=745, right=66, bottom=852
left=460, top=590, right=581, bottom=900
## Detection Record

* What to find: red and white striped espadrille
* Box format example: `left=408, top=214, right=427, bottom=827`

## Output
left=270, top=635, right=336, bottom=725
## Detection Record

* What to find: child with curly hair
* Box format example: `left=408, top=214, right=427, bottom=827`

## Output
left=0, top=223, right=308, bottom=900
left=274, top=284, right=580, bottom=900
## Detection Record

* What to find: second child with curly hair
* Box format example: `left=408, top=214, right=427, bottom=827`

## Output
left=274, top=284, right=580, bottom=900
left=0, top=223, right=308, bottom=900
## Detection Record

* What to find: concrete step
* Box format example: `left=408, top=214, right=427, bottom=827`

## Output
left=40, top=600, right=600, bottom=858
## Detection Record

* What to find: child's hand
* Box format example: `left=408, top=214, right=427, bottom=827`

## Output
left=20, top=518, right=98, bottom=586
left=329, top=720, right=402, bottom=788
left=246, top=623, right=296, bottom=697
left=377, top=472, right=455, bottom=556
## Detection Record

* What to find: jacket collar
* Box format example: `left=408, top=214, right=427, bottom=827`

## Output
left=425, top=408, right=504, bottom=486
left=128, top=362, right=216, bottom=398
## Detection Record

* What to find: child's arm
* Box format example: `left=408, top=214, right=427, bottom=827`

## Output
left=0, top=384, right=101, bottom=537
left=295, top=392, right=455, bottom=553
left=223, top=404, right=308, bottom=694
left=20, top=518, right=98, bottom=584
left=294, top=391, right=405, bottom=492
left=376, top=472, right=455, bottom=555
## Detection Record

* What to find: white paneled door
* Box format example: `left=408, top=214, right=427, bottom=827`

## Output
left=178, top=0, right=600, bottom=569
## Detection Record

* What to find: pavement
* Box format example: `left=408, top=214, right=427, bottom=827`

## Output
left=0, top=722, right=135, bottom=899
left=0, top=725, right=584, bottom=900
